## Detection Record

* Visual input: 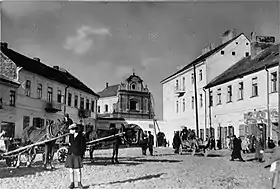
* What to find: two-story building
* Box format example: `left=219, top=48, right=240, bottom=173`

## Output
left=160, top=29, right=251, bottom=142
left=0, top=42, right=99, bottom=138
left=204, top=40, right=279, bottom=146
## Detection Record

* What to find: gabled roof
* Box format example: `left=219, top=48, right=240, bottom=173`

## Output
left=205, top=43, right=280, bottom=89
left=160, top=33, right=246, bottom=83
left=0, top=43, right=99, bottom=97
left=98, top=84, right=120, bottom=98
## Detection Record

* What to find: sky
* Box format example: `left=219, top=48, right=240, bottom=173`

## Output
left=1, top=1, right=279, bottom=120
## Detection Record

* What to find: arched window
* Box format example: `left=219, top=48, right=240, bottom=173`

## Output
left=104, top=104, right=108, bottom=112
left=130, top=99, right=139, bottom=111
left=131, top=83, right=137, bottom=90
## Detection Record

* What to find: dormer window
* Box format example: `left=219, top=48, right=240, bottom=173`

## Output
left=131, top=84, right=136, bottom=90
left=221, top=51, right=225, bottom=55
left=232, top=51, right=236, bottom=56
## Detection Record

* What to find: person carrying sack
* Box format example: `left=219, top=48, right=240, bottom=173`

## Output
left=65, top=123, right=86, bottom=189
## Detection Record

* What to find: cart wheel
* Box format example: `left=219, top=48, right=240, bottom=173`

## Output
left=6, top=157, right=17, bottom=167
left=57, top=147, right=68, bottom=163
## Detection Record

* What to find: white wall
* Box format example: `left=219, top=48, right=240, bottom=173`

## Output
left=97, top=96, right=118, bottom=114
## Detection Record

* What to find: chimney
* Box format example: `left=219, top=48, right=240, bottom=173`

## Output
left=250, top=32, right=274, bottom=59
left=1, top=42, right=8, bottom=49
left=53, top=66, right=59, bottom=70
left=202, top=43, right=215, bottom=54
left=33, top=57, right=40, bottom=62
left=106, top=82, right=109, bottom=88
left=221, top=29, right=236, bottom=44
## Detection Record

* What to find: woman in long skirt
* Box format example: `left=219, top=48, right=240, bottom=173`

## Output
left=65, top=123, right=86, bottom=189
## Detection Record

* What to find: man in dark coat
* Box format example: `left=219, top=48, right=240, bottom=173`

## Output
left=109, top=123, right=121, bottom=164
left=142, top=131, right=148, bottom=155
left=230, top=135, right=245, bottom=162
left=173, top=131, right=181, bottom=154
left=148, top=131, right=154, bottom=156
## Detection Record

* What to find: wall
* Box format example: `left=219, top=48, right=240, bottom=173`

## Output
left=209, top=66, right=279, bottom=140
left=97, top=96, right=118, bottom=113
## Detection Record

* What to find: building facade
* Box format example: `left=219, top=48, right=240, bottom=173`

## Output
left=161, top=29, right=251, bottom=142
left=0, top=42, right=99, bottom=138
left=205, top=42, right=279, bottom=146
left=97, top=72, right=153, bottom=119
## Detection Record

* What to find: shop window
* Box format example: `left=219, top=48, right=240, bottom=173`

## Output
left=33, top=117, right=44, bottom=128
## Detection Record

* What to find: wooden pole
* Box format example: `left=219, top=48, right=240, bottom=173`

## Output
left=193, top=64, right=200, bottom=137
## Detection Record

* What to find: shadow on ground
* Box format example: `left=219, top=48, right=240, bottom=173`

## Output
left=95, top=173, right=165, bottom=186
left=0, top=166, right=57, bottom=179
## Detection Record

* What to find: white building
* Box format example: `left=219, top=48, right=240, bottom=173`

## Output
left=0, top=42, right=99, bottom=138
left=160, top=29, right=251, bottom=143
left=205, top=42, right=279, bottom=145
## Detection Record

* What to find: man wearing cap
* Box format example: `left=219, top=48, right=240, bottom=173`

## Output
left=148, top=131, right=154, bottom=156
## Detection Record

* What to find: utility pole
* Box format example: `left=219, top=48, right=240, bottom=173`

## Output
left=278, top=61, right=280, bottom=141
left=265, top=66, right=271, bottom=142
left=193, top=64, right=200, bottom=137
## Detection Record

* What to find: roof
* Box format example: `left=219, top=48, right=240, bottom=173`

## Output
left=97, top=84, right=120, bottom=98
left=0, top=75, right=20, bottom=86
left=0, top=43, right=99, bottom=97
left=160, top=33, right=245, bottom=83
left=205, top=43, right=280, bottom=89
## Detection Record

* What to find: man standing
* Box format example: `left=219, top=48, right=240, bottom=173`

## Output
left=109, top=123, right=121, bottom=164
left=148, top=131, right=154, bottom=156
left=230, top=135, right=245, bottom=162
left=142, top=131, right=148, bottom=155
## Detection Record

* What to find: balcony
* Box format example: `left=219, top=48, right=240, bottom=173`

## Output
left=45, top=101, right=62, bottom=113
left=78, top=109, right=91, bottom=118
left=174, top=86, right=186, bottom=97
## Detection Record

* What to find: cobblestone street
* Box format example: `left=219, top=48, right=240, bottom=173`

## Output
left=0, top=147, right=273, bottom=189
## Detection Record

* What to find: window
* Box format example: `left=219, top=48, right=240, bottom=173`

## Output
left=252, top=77, right=258, bottom=97
left=175, top=80, right=179, bottom=90
left=97, top=105, right=100, bottom=113
left=200, top=94, right=203, bottom=107
left=105, top=104, right=109, bottom=112
left=47, top=87, right=53, bottom=103
left=74, top=95, right=78, bottom=108
left=37, top=84, right=42, bottom=99
left=25, top=80, right=31, bottom=96
left=200, top=129, right=204, bottom=141
left=199, top=70, right=203, bottom=81
left=232, top=52, right=236, bottom=56
left=130, top=100, right=139, bottom=111
left=80, top=97, right=84, bottom=109
left=57, top=90, right=62, bottom=103
left=91, top=100, right=95, bottom=112
left=182, top=99, right=185, bottom=112
left=209, top=90, right=213, bottom=107
left=131, top=83, right=136, bottom=90
left=271, top=72, right=278, bottom=92
left=191, top=96, right=194, bottom=109
left=9, top=90, right=16, bottom=106
left=238, top=82, right=244, bottom=100
left=217, top=88, right=221, bottom=105
left=245, top=52, right=249, bottom=57
left=86, top=99, right=90, bottom=110
left=23, top=116, right=30, bottom=130
left=191, top=73, right=194, bottom=84
left=68, top=93, right=72, bottom=106
left=221, top=51, right=224, bottom=55
left=236, top=42, right=238, bottom=45
left=176, top=100, right=179, bottom=113
left=182, top=77, right=185, bottom=91
left=33, top=117, right=44, bottom=128
left=1, top=121, right=15, bottom=138
left=227, top=85, right=232, bottom=102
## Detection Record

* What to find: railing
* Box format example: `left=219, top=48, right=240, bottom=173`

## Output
left=174, top=86, right=186, bottom=94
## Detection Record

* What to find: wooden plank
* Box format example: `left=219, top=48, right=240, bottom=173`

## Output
left=2, top=133, right=70, bottom=156
left=86, top=132, right=125, bottom=145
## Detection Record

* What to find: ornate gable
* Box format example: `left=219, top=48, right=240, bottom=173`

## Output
left=119, top=72, right=149, bottom=92
left=0, top=51, right=20, bottom=82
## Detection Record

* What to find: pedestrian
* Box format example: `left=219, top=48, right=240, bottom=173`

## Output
left=109, top=123, right=121, bottom=164
left=268, top=138, right=276, bottom=149
left=147, top=131, right=154, bottom=156
left=255, top=136, right=264, bottom=162
left=225, top=136, right=230, bottom=149
left=65, top=123, right=86, bottom=189
left=230, top=135, right=245, bottom=162
left=241, top=135, right=250, bottom=154
left=173, top=131, right=181, bottom=154
left=141, top=131, right=148, bottom=155
left=264, top=140, right=280, bottom=189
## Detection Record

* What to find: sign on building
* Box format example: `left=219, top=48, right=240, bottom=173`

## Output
left=256, top=36, right=275, bottom=44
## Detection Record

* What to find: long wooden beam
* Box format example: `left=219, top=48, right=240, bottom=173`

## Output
left=2, top=133, right=70, bottom=156
left=86, top=132, right=125, bottom=145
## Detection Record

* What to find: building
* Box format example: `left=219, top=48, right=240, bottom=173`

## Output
left=160, top=29, right=251, bottom=142
left=97, top=72, right=153, bottom=119
left=204, top=40, right=279, bottom=146
left=0, top=42, right=99, bottom=138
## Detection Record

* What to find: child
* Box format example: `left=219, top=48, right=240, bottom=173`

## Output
left=65, top=123, right=86, bottom=189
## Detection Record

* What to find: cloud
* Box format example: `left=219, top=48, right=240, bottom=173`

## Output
left=141, top=57, right=161, bottom=69
left=1, top=2, right=62, bottom=19
left=115, top=65, right=133, bottom=79
left=64, top=25, right=110, bottom=55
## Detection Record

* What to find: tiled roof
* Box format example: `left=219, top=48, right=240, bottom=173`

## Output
left=0, top=75, right=20, bottom=86
left=0, top=43, right=99, bottom=97
left=205, top=43, right=280, bottom=89
left=160, top=33, right=245, bottom=83
left=97, top=84, right=120, bottom=98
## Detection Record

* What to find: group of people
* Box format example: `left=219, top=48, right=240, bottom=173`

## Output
left=141, top=130, right=154, bottom=156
